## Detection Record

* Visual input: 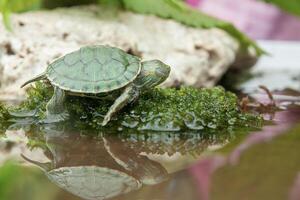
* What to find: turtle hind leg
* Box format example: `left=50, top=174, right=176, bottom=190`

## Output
left=21, top=71, right=47, bottom=88
left=102, top=85, right=139, bottom=126
left=42, top=86, right=69, bottom=123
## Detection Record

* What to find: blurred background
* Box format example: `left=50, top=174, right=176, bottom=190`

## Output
left=187, top=0, right=300, bottom=40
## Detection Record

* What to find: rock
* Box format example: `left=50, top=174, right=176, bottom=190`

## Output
left=0, top=5, right=254, bottom=100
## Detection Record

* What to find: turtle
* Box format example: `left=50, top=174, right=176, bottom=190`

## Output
left=21, top=45, right=171, bottom=126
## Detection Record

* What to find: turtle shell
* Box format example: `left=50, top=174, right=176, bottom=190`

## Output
left=46, top=45, right=141, bottom=93
left=47, top=166, right=141, bottom=200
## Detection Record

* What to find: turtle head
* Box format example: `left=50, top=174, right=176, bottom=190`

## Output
left=136, top=60, right=170, bottom=89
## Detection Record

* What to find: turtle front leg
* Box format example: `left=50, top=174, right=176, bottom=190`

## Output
left=102, top=85, right=139, bottom=126
left=42, top=86, right=69, bottom=123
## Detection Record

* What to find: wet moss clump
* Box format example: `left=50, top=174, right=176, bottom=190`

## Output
left=0, top=103, right=9, bottom=121
left=10, top=82, right=262, bottom=132
left=0, top=103, right=10, bottom=134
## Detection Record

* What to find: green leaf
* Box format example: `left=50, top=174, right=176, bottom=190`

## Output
left=2, top=7, right=11, bottom=31
left=261, top=0, right=300, bottom=16
left=0, top=0, right=41, bottom=13
left=0, top=0, right=41, bottom=31
left=122, top=0, right=265, bottom=55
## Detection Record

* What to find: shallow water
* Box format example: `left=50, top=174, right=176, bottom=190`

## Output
left=0, top=89, right=300, bottom=200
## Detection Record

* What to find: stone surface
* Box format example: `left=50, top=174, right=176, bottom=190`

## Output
left=0, top=5, right=254, bottom=100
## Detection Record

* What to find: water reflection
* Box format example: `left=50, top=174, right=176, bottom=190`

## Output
left=2, top=89, right=299, bottom=200
left=13, top=122, right=234, bottom=200
left=18, top=123, right=166, bottom=199
left=0, top=103, right=298, bottom=200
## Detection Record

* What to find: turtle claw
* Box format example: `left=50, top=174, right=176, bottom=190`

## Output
left=41, top=112, right=70, bottom=124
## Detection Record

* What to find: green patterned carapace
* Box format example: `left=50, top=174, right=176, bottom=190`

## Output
left=21, top=45, right=171, bottom=126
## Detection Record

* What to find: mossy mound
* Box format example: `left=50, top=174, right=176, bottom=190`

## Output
left=7, top=82, right=262, bottom=132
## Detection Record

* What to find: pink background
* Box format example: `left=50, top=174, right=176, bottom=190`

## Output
left=186, top=0, right=300, bottom=40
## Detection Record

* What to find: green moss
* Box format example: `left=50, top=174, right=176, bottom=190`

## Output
left=8, top=82, right=262, bottom=132
left=0, top=103, right=8, bottom=120
left=0, top=103, right=10, bottom=134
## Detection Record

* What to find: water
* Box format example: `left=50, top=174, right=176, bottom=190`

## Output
left=0, top=88, right=299, bottom=200
left=0, top=123, right=232, bottom=200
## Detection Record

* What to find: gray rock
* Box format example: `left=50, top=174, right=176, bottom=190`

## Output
left=0, top=5, right=256, bottom=100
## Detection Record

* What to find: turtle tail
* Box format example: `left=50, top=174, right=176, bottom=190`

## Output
left=21, top=72, right=47, bottom=88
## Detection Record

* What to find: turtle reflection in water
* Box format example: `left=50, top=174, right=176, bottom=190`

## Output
left=21, top=45, right=171, bottom=125
left=22, top=125, right=168, bottom=200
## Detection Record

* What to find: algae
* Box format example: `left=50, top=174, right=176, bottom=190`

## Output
left=0, top=103, right=8, bottom=120
left=6, top=82, right=262, bottom=132
left=0, top=103, right=9, bottom=134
